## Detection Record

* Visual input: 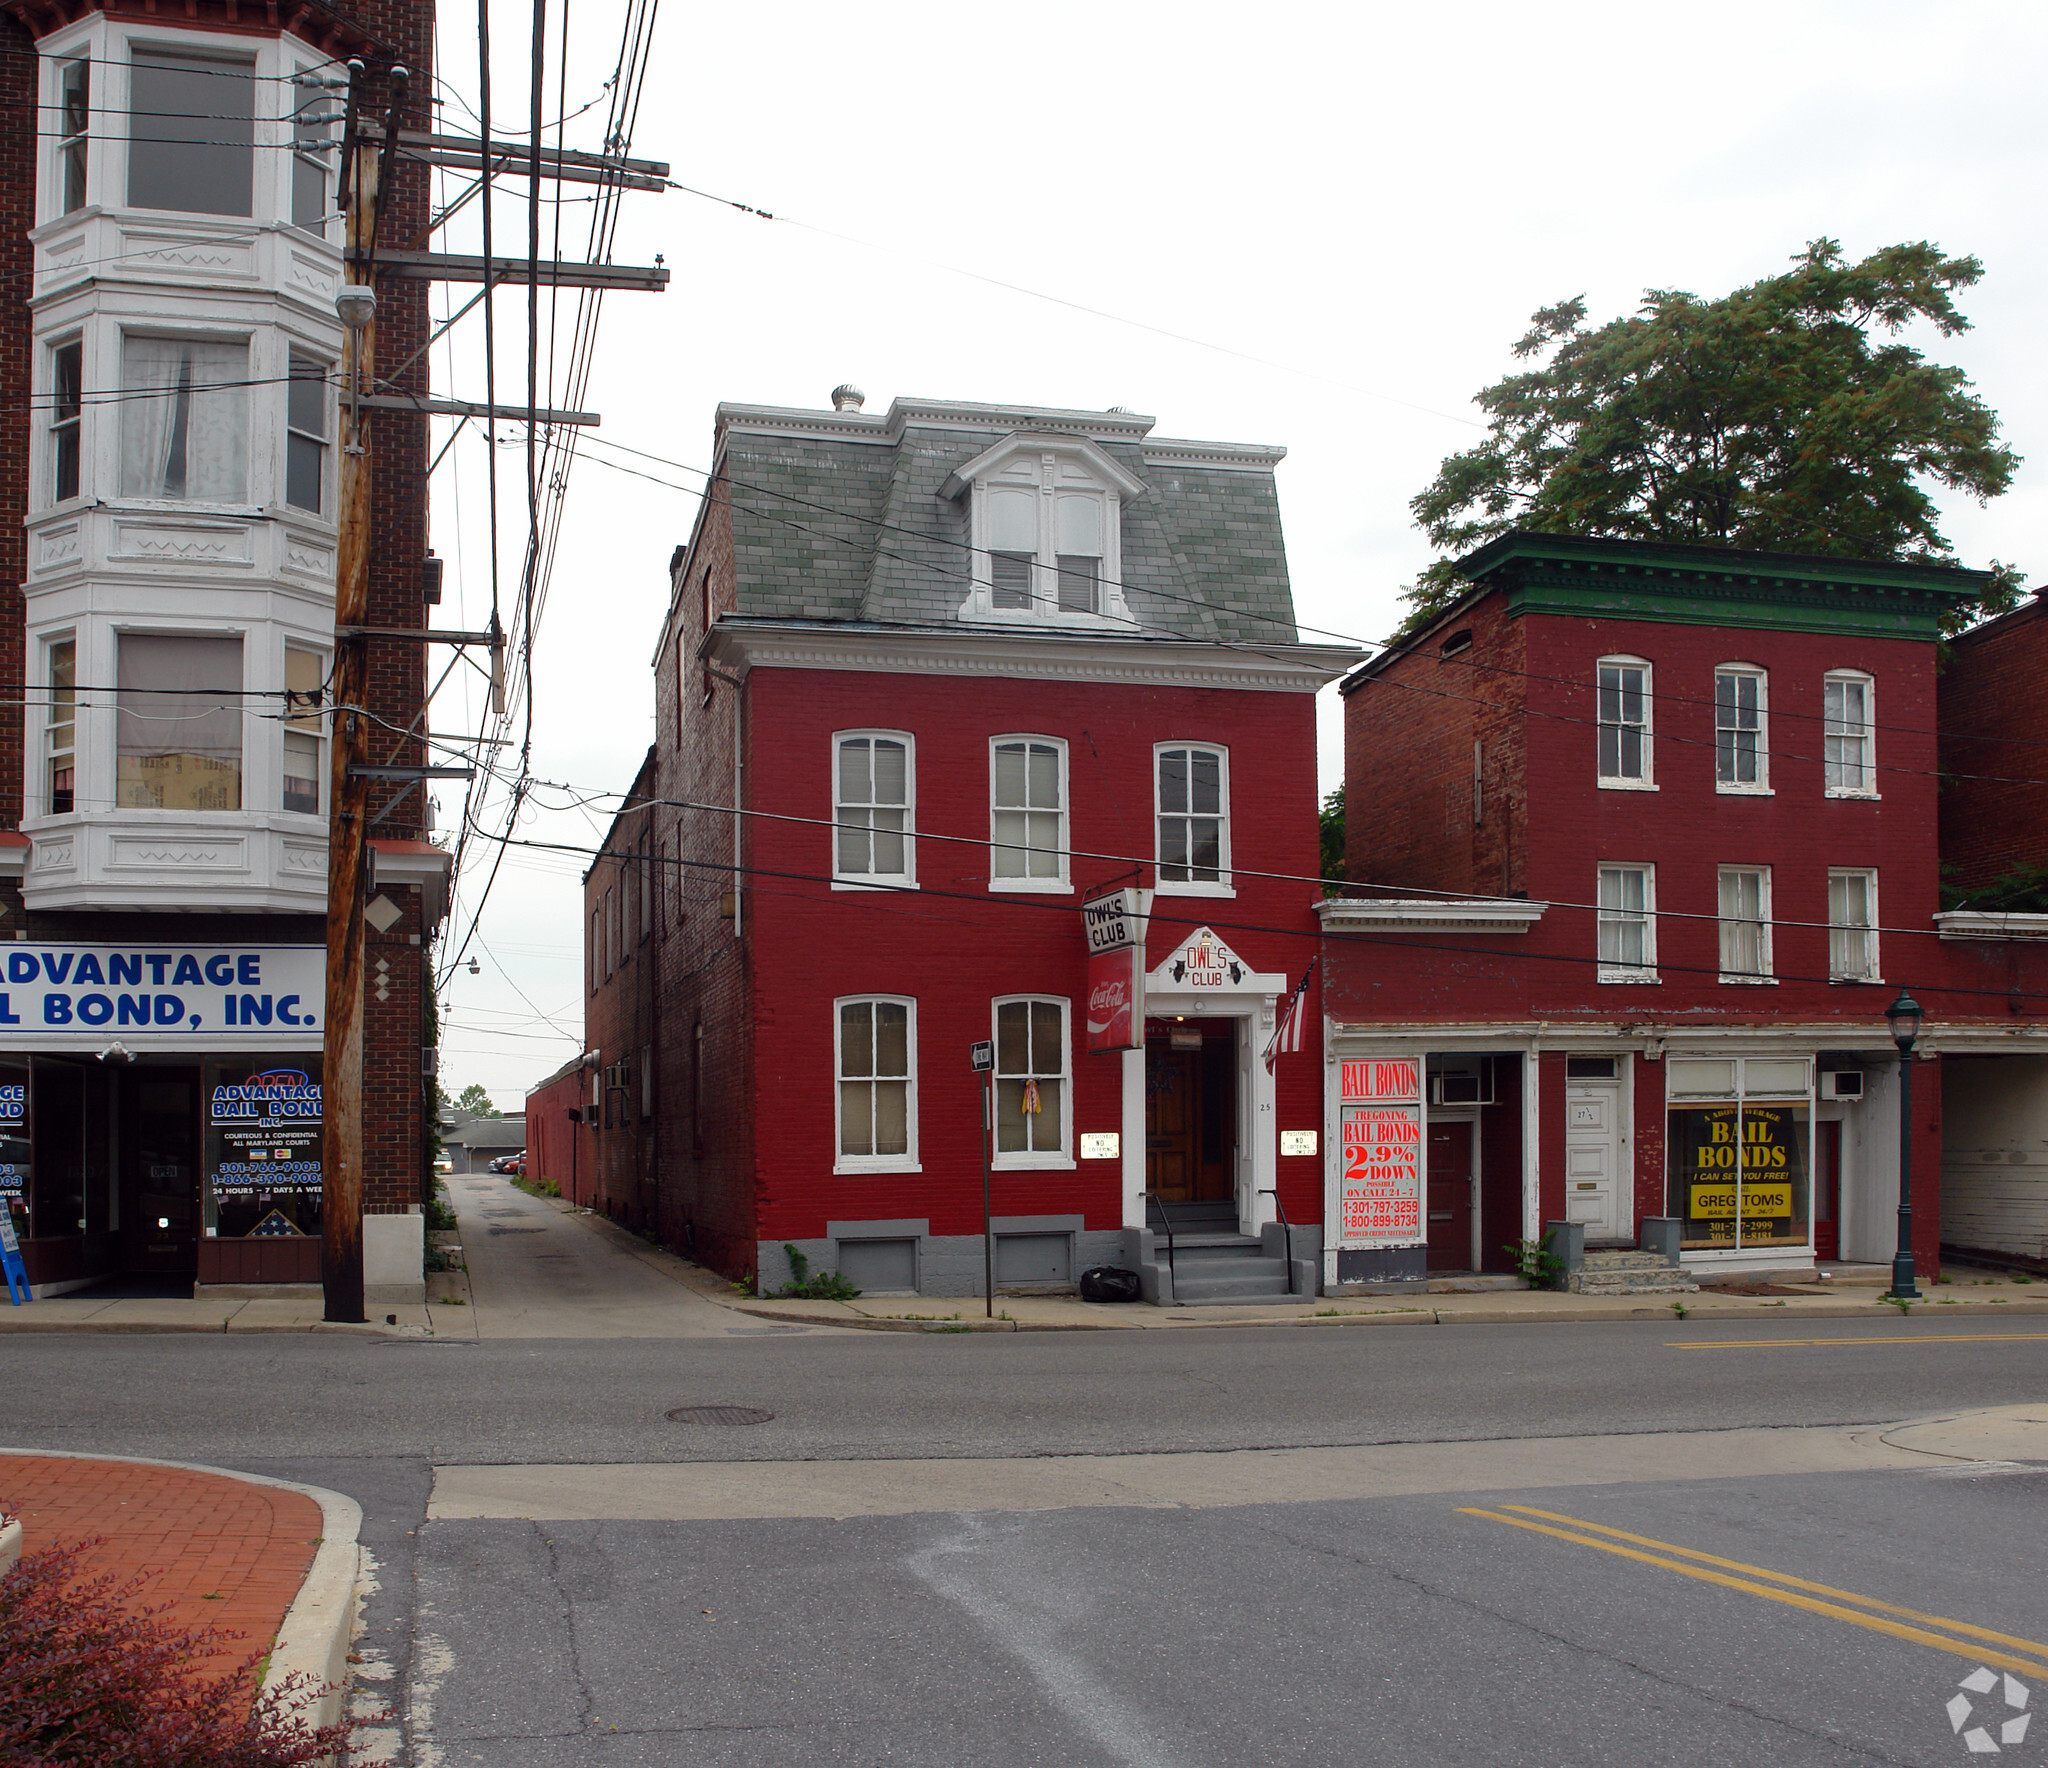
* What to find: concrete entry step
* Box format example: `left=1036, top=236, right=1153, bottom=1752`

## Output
left=1569, top=1268, right=1700, bottom=1296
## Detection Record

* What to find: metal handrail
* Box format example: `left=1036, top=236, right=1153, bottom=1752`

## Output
left=1141, top=1189, right=1178, bottom=1294
left=1258, top=1187, right=1296, bottom=1295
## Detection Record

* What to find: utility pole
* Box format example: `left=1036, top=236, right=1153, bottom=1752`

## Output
left=323, top=64, right=405, bottom=1324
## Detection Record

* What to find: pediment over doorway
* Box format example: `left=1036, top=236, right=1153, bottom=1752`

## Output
left=1146, top=926, right=1282, bottom=996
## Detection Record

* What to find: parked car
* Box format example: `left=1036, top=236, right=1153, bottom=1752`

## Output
left=487, top=1152, right=526, bottom=1174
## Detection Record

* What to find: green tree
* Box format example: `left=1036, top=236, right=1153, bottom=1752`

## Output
left=453, top=1082, right=497, bottom=1118
left=1319, top=785, right=1346, bottom=894
left=1405, top=239, right=2023, bottom=633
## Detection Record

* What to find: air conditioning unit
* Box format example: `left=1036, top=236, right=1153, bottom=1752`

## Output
left=1428, top=1063, right=1495, bottom=1106
left=1820, top=1070, right=1864, bottom=1101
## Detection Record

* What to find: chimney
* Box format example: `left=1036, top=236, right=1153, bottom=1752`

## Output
left=830, top=384, right=865, bottom=413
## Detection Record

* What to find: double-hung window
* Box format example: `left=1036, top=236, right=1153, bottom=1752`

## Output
left=1828, top=870, right=1880, bottom=981
left=1717, top=866, right=1773, bottom=982
left=45, top=638, right=76, bottom=816
left=129, top=49, right=254, bottom=217
left=115, top=633, right=243, bottom=811
left=1597, top=864, right=1656, bottom=981
left=993, top=997, right=1069, bottom=1166
left=1715, top=666, right=1768, bottom=791
left=1596, top=657, right=1652, bottom=785
left=290, top=69, right=337, bottom=234
left=120, top=336, right=249, bottom=503
left=836, top=997, right=916, bottom=1169
left=282, top=647, right=323, bottom=814
left=1156, top=743, right=1229, bottom=892
left=285, top=352, right=329, bottom=514
left=990, top=737, right=1067, bottom=889
left=1823, top=672, right=1875, bottom=796
left=49, top=341, right=81, bottom=504
left=833, top=732, right=913, bottom=885
left=57, top=58, right=88, bottom=214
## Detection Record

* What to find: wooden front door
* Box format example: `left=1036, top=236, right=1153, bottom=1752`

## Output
left=1426, top=1119, right=1475, bottom=1273
left=1145, top=1033, right=1235, bottom=1206
left=120, top=1068, right=201, bottom=1275
left=1813, top=1119, right=1841, bottom=1261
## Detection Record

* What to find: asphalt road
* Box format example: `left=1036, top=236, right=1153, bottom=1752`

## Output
left=2, top=1189, right=2043, bottom=1766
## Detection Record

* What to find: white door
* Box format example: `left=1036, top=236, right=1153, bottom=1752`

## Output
left=1564, top=1082, right=1625, bottom=1242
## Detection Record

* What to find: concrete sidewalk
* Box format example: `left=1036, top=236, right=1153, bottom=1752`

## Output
left=0, top=1292, right=433, bottom=1334
left=0, top=1449, right=363, bottom=1732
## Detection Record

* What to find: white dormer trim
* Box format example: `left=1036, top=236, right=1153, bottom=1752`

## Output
left=939, top=432, right=1145, bottom=629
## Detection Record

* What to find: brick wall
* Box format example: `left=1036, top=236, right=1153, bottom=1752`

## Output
left=1342, top=592, right=1528, bottom=896
left=1938, top=597, right=2048, bottom=894
left=646, top=464, right=758, bottom=1276
left=582, top=749, right=660, bottom=1227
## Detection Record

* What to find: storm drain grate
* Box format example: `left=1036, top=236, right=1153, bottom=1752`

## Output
left=666, top=1405, right=775, bottom=1427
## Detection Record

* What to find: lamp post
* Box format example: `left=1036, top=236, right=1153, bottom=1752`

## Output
left=1884, top=989, right=1924, bottom=1301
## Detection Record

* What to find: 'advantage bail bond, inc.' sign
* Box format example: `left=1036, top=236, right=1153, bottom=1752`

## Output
left=0, top=946, right=325, bottom=1045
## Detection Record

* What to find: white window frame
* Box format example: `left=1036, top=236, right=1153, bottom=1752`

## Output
left=283, top=347, right=330, bottom=515
left=831, top=730, right=915, bottom=889
left=48, top=337, right=83, bottom=508
left=281, top=644, right=324, bottom=817
left=1714, top=665, right=1770, bottom=794
left=1828, top=868, right=1881, bottom=983
left=834, top=995, right=920, bottom=1174
left=1154, top=741, right=1233, bottom=897
left=1597, top=863, right=1658, bottom=982
left=117, top=329, right=254, bottom=508
left=125, top=40, right=258, bottom=220
left=1596, top=655, right=1655, bottom=789
left=956, top=435, right=1141, bottom=628
left=44, top=633, right=77, bottom=818
left=1716, top=865, right=1774, bottom=984
left=991, top=995, right=1073, bottom=1170
left=988, top=735, right=1070, bottom=893
left=1823, top=671, right=1878, bottom=798
left=53, top=53, right=89, bottom=216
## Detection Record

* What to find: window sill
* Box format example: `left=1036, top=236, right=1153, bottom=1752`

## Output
left=1596, top=778, right=1658, bottom=792
left=1154, top=881, right=1236, bottom=898
left=1823, top=789, right=1881, bottom=802
left=1717, top=974, right=1778, bottom=986
left=1828, top=974, right=1884, bottom=987
left=1597, top=969, right=1661, bottom=984
left=834, top=1160, right=923, bottom=1176
left=989, top=878, right=1073, bottom=895
left=1714, top=785, right=1774, bottom=797
left=832, top=877, right=917, bottom=893
left=992, top=1155, right=1077, bottom=1172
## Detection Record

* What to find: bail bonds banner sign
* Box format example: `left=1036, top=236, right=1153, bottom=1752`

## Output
left=1337, top=1058, right=1423, bottom=1249
left=0, top=946, right=325, bottom=1045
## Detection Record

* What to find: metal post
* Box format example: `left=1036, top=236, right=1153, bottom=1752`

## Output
left=982, top=1073, right=994, bottom=1319
left=321, top=135, right=379, bottom=1325
left=1889, top=1047, right=1920, bottom=1300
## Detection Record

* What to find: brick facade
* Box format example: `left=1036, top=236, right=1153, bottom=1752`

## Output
left=1938, top=593, right=2048, bottom=894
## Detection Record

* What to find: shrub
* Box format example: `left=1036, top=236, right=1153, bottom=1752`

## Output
left=0, top=1536, right=373, bottom=1765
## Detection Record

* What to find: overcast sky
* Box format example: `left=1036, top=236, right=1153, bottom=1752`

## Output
left=423, top=0, right=2048, bottom=1111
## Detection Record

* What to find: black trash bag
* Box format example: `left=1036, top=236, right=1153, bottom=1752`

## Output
left=1079, top=1265, right=1142, bottom=1304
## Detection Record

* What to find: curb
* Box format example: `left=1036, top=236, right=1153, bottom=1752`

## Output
left=727, top=1296, right=2048, bottom=1332
left=0, top=1448, right=363, bottom=1735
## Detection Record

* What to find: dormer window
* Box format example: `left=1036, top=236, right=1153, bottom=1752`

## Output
left=944, top=432, right=1144, bottom=626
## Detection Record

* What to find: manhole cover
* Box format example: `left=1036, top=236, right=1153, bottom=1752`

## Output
left=666, top=1405, right=775, bottom=1426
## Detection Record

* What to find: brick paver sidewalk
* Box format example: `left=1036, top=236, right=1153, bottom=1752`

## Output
left=0, top=1454, right=323, bottom=1692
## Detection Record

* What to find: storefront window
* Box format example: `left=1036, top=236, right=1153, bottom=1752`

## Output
left=1666, top=1057, right=1811, bottom=1250
left=0, top=1061, right=28, bottom=1237
left=203, top=1059, right=323, bottom=1239
left=33, top=1060, right=87, bottom=1238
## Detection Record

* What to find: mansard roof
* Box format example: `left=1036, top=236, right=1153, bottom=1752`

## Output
left=708, top=396, right=1298, bottom=645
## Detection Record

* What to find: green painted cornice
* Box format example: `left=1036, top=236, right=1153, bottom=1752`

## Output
left=1456, top=532, right=1987, bottom=641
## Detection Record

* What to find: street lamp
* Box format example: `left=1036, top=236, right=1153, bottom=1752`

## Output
left=1884, top=989, right=1924, bottom=1300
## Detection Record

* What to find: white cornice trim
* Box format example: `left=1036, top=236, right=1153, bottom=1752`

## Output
left=1934, top=910, right=2048, bottom=942
left=1318, top=897, right=1547, bottom=933
left=1142, top=439, right=1287, bottom=472
left=1322, top=1019, right=2039, bottom=1051
left=937, top=431, right=1149, bottom=503
left=716, top=397, right=1160, bottom=449
left=707, top=621, right=1361, bottom=691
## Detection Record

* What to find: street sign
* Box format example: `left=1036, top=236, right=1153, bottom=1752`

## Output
left=969, top=1041, right=994, bottom=1072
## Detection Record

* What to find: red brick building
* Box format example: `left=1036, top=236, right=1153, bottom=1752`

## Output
left=1322, top=534, right=2048, bottom=1289
left=0, top=1, right=445, bottom=1299
left=592, top=393, right=1354, bottom=1301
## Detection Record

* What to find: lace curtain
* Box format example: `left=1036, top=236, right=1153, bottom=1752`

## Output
left=119, top=338, right=249, bottom=502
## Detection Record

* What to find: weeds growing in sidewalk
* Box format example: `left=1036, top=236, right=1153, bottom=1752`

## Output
left=511, top=1176, right=561, bottom=1200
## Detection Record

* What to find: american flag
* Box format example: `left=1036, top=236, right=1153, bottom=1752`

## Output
left=1262, top=957, right=1317, bottom=1074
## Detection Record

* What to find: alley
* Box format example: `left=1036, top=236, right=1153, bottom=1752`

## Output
left=441, top=1173, right=796, bottom=1341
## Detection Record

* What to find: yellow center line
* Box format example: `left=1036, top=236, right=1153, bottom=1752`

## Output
left=1668, top=1334, right=2048, bottom=1350
left=1502, top=1507, right=2048, bottom=1658
left=1458, top=1508, right=2048, bottom=1680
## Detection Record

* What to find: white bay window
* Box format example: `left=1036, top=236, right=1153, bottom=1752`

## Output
left=119, top=336, right=249, bottom=503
